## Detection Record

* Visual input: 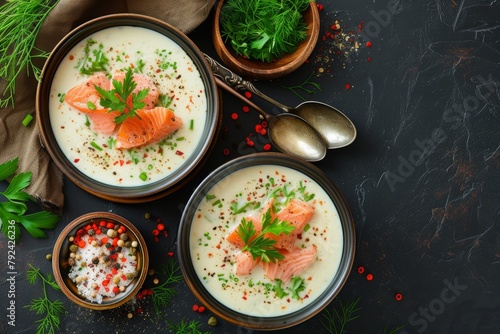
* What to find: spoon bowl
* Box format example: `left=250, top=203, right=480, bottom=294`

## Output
left=205, top=55, right=357, bottom=149
left=215, top=77, right=326, bottom=162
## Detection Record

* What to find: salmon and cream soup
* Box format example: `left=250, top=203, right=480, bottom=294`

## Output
left=189, top=165, right=343, bottom=316
left=49, top=26, right=207, bottom=186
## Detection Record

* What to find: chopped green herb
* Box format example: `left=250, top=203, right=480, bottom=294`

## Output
left=189, top=119, right=194, bottom=130
left=77, top=39, right=109, bottom=75
left=90, top=141, right=102, bottom=151
left=139, top=172, right=147, bottom=181
left=158, top=94, right=173, bottom=108
left=205, top=194, right=216, bottom=201
left=288, top=276, right=306, bottom=300
left=22, top=114, right=33, bottom=127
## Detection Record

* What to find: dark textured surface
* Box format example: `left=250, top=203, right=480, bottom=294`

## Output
left=1, top=1, right=499, bottom=333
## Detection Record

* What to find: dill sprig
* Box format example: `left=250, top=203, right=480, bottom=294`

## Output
left=220, top=0, right=311, bottom=62
left=0, top=0, right=60, bottom=108
left=151, top=258, right=184, bottom=317
left=25, top=264, right=65, bottom=334
left=321, top=297, right=361, bottom=334
left=167, top=319, right=211, bottom=334
left=281, top=71, right=321, bottom=101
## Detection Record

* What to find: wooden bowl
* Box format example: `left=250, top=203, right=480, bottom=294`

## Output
left=52, top=212, right=149, bottom=310
left=212, top=1, right=320, bottom=79
left=177, top=153, right=355, bottom=330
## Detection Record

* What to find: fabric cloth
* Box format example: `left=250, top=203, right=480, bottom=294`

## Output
left=0, top=0, right=215, bottom=214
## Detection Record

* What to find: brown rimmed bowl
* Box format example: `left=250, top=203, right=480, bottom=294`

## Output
left=177, top=153, right=355, bottom=330
left=36, top=14, right=222, bottom=203
left=212, top=1, right=320, bottom=79
left=52, top=212, right=149, bottom=310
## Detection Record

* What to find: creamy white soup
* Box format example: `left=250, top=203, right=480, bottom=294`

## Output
left=189, top=165, right=343, bottom=317
left=49, top=26, right=207, bottom=187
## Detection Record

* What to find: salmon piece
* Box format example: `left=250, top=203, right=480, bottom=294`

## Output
left=234, top=251, right=260, bottom=275
left=112, top=71, right=159, bottom=109
left=87, top=112, right=120, bottom=135
left=115, top=107, right=182, bottom=149
left=65, top=73, right=111, bottom=114
left=226, top=216, right=262, bottom=248
left=259, top=245, right=317, bottom=282
left=265, top=199, right=315, bottom=252
left=65, top=73, right=120, bottom=135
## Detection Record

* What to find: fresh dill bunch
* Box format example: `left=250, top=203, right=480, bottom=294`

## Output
left=220, top=0, right=312, bottom=62
left=0, top=0, right=60, bottom=108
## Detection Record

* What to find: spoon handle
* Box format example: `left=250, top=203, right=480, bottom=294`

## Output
left=203, top=54, right=291, bottom=113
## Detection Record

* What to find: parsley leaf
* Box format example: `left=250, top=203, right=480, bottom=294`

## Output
left=288, top=276, right=306, bottom=300
left=94, top=68, right=149, bottom=124
left=0, top=158, right=60, bottom=242
left=237, top=209, right=294, bottom=263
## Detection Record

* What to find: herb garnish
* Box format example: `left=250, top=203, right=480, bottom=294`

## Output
left=0, top=0, right=60, bottom=107
left=321, top=297, right=361, bottom=334
left=0, top=158, right=60, bottom=242
left=237, top=209, right=294, bottom=263
left=77, top=39, right=109, bottom=75
left=151, top=258, right=183, bottom=317
left=25, top=264, right=65, bottom=334
left=167, top=319, right=210, bottom=334
left=94, top=67, right=149, bottom=124
left=220, top=0, right=311, bottom=62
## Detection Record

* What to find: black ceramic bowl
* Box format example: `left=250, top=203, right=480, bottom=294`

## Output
left=36, top=14, right=221, bottom=203
left=52, top=212, right=148, bottom=310
left=177, top=153, right=355, bottom=330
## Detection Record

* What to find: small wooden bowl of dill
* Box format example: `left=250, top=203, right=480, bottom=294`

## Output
left=213, top=0, right=320, bottom=80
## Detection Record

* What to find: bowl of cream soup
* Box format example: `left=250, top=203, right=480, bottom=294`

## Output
left=36, top=14, right=221, bottom=202
left=52, top=212, right=149, bottom=310
left=177, top=153, right=355, bottom=330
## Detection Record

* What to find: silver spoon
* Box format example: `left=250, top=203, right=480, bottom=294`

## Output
left=204, top=54, right=357, bottom=149
left=215, top=77, right=327, bottom=162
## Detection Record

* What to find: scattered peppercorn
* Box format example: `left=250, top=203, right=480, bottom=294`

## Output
left=208, top=316, right=217, bottom=326
left=46, top=254, right=52, bottom=261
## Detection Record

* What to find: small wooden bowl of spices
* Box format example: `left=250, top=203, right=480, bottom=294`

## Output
left=212, top=0, right=320, bottom=79
left=52, top=212, right=149, bottom=310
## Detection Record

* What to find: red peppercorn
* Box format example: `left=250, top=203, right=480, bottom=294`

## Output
left=157, top=223, right=165, bottom=231
left=366, top=273, right=374, bottom=281
left=244, top=91, right=252, bottom=99
left=242, top=105, right=250, bottom=113
left=395, top=293, right=403, bottom=301
left=366, top=41, right=372, bottom=48
left=231, top=112, right=238, bottom=120
left=198, top=306, right=205, bottom=313
left=192, top=304, right=199, bottom=311
left=357, top=266, right=365, bottom=274
left=263, top=143, right=271, bottom=151
left=223, top=148, right=230, bottom=156
left=152, top=229, right=159, bottom=236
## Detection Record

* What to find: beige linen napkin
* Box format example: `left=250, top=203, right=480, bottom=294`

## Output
left=0, top=0, right=215, bottom=213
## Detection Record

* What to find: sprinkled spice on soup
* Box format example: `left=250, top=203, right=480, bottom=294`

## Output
left=189, top=165, right=343, bottom=317
left=49, top=26, right=207, bottom=186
